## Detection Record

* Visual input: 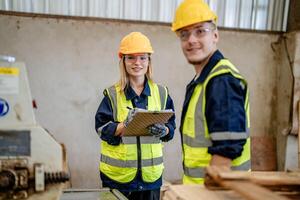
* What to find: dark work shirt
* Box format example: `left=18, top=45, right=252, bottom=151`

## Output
left=180, top=50, right=247, bottom=160
left=95, top=80, right=176, bottom=192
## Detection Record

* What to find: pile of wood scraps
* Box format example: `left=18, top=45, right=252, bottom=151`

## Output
left=205, top=166, right=300, bottom=200
left=161, top=167, right=300, bottom=200
left=162, top=184, right=243, bottom=200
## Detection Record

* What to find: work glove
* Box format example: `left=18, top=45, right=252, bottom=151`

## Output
left=123, top=108, right=138, bottom=127
left=147, top=123, right=168, bottom=138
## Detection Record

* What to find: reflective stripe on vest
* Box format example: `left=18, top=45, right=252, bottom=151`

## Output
left=101, top=154, right=164, bottom=168
left=182, top=59, right=251, bottom=184
left=183, top=159, right=251, bottom=178
left=100, top=80, right=167, bottom=183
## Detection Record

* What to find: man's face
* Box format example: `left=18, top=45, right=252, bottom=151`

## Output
left=177, top=22, right=219, bottom=65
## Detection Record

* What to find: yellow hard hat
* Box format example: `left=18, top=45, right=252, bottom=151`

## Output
left=118, top=32, right=154, bottom=58
left=172, top=0, right=217, bottom=32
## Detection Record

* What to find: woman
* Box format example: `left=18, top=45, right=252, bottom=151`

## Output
left=95, top=32, right=176, bottom=200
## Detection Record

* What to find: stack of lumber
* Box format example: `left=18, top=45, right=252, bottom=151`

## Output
left=205, top=166, right=300, bottom=200
left=162, top=167, right=300, bottom=200
left=162, top=184, right=243, bottom=200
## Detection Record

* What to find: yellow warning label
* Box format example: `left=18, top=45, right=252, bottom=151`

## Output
left=0, top=67, right=19, bottom=75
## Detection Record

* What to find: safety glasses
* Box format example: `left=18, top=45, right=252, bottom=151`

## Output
left=124, top=54, right=150, bottom=63
left=177, top=24, right=216, bottom=41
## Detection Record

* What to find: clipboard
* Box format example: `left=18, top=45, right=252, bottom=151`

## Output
left=124, top=109, right=174, bottom=137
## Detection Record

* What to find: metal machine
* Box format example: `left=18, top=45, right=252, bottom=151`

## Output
left=0, top=56, right=69, bottom=199
left=0, top=57, right=126, bottom=199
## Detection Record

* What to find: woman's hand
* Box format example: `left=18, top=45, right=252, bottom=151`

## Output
left=115, top=122, right=126, bottom=136
left=147, top=123, right=169, bottom=138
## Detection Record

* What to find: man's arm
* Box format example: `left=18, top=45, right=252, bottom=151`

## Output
left=210, top=154, right=231, bottom=169
left=205, top=74, right=248, bottom=167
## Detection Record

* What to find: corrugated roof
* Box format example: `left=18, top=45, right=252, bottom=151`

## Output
left=0, top=0, right=289, bottom=31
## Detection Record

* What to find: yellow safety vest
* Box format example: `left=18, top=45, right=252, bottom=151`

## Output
left=99, top=80, right=168, bottom=183
left=182, top=59, right=251, bottom=184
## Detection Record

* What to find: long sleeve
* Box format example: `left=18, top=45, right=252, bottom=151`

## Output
left=95, top=95, right=121, bottom=145
left=205, top=74, right=247, bottom=159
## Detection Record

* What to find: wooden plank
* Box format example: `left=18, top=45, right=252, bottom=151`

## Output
left=222, top=180, right=290, bottom=200
left=164, top=189, right=182, bottom=200
left=163, top=185, right=242, bottom=200
left=169, top=185, right=221, bottom=200
left=162, top=191, right=173, bottom=200
left=218, top=171, right=300, bottom=186
left=206, top=166, right=290, bottom=200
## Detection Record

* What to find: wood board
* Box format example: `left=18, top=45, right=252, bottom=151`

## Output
left=205, top=166, right=300, bottom=200
left=162, top=185, right=243, bottom=200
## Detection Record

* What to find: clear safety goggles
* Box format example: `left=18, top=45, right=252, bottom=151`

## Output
left=177, top=24, right=216, bottom=41
left=124, top=54, right=150, bottom=63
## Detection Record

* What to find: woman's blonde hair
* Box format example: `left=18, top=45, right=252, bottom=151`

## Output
left=118, top=56, right=153, bottom=92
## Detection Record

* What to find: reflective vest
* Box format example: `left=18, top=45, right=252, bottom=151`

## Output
left=182, top=59, right=251, bottom=184
left=99, top=80, right=168, bottom=183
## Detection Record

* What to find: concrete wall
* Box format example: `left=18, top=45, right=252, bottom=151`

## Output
left=0, top=13, right=288, bottom=188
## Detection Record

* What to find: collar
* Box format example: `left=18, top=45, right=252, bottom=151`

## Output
left=189, top=50, right=224, bottom=86
left=124, top=79, right=151, bottom=100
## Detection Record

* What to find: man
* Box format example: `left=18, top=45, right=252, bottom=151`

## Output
left=172, top=0, right=251, bottom=184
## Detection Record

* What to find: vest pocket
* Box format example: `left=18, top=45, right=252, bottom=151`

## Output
left=151, top=143, right=163, bottom=158
left=184, top=145, right=211, bottom=166
left=100, top=143, right=138, bottom=183
left=140, top=143, right=164, bottom=183
left=142, top=144, right=163, bottom=182
left=106, top=143, right=127, bottom=161
left=183, top=116, right=196, bottom=137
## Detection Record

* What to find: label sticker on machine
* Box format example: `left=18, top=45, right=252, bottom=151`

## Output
left=0, top=67, right=19, bottom=94
left=0, top=130, right=30, bottom=156
left=0, top=98, right=9, bottom=117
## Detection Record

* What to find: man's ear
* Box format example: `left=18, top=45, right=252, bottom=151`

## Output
left=213, top=30, right=219, bottom=43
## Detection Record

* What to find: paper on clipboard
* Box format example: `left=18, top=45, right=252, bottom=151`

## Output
left=124, top=109, right=174, bottom=137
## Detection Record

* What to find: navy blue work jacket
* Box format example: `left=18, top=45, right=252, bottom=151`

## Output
left=95, top=80, right=176, bottom=192
left=180, top=50, right=247, bottom=159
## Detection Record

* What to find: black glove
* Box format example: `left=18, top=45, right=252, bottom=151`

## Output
left=147, top=123, right=168, bottom=138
